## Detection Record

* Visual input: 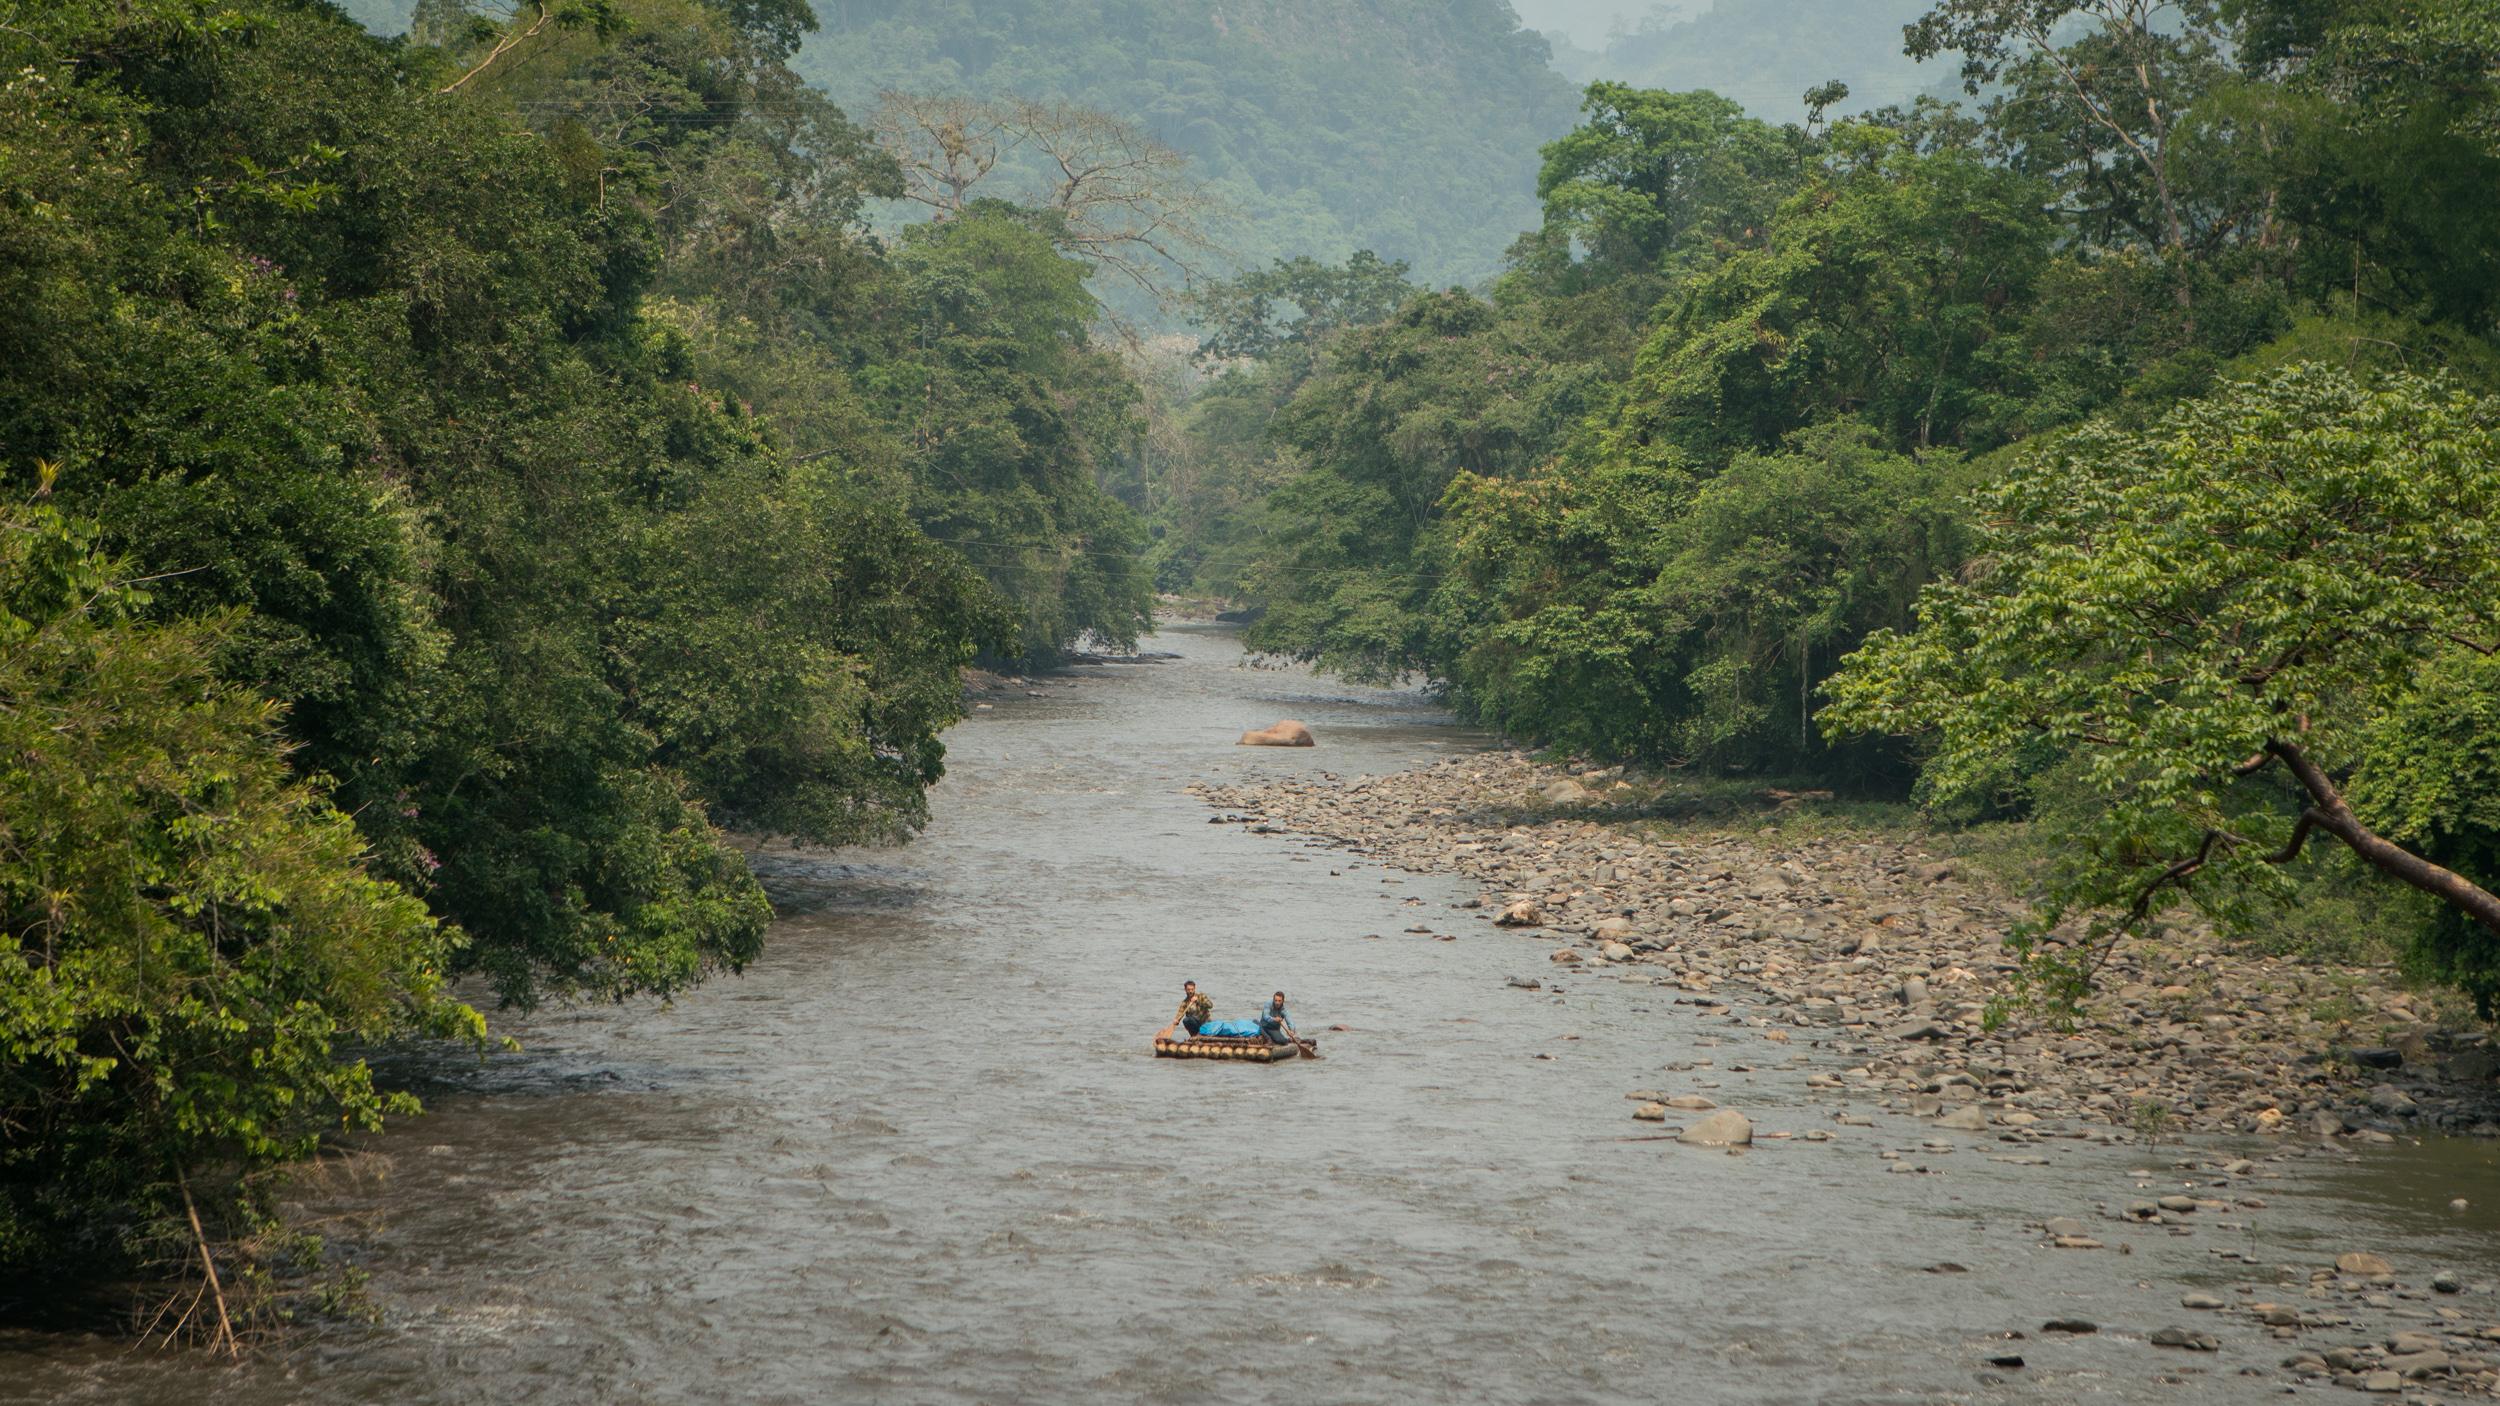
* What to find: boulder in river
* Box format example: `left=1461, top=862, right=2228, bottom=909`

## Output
left=1495, top=899, right=1547, bottom=927
left=2336, top=1251, right=2395, bottom=1277
left=1237, top=720, right=1315, bottom=747
left=2149, top=1327, right=2219, bottom=1351
left=1935, top=1104, right=1991, bottom=1131
left=1677, top=1110, right=1753, bottom=1146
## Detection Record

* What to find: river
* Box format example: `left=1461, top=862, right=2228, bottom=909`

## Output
left=7, top=625, right=2494, bottom=1404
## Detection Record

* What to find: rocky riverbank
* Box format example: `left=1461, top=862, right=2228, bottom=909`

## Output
left=1196, top=750, right=2500, bottom=1141
left=1196, top=750, right=2500, bottom=1398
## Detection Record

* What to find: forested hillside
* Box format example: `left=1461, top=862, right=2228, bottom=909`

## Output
left=1570, top=0, right=1937, bottom=119
left=791, top=1, right=1583, bottom=289
left=2, top=0, right=1153, bottom=1302
left=1167, top=0, right=2500, bottom=1011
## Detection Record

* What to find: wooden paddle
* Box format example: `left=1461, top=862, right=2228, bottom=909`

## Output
left=1293, top=1036, right=1321, bottom=1060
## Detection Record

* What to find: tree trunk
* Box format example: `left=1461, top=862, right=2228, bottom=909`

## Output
left=2270, top=740, right=2500, bottom=937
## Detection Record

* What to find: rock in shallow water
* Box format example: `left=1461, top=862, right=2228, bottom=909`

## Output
left=2149, top=1327, right=2219, bottom=1351
left=1677, top=1110, right=1753, bottom=1146
left=1235, top=719, right=1315, bottom=747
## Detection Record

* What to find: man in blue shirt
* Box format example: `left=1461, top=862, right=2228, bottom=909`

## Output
left=1258, top=991, right=1298, bottom=1047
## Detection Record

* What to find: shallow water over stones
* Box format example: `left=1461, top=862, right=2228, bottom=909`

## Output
left=5, top=625, right=2495, bottom=1404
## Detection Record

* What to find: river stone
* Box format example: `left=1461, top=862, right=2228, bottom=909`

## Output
left=1592, top=915, right=1635, bottom=939
left=1495, top=899, right=1547, bottom=927
left=1550, top=948, right=1585, bottom=964
left=2367, top=1083, right=2418, bottom=1115
left=2181, top=1294, right=2227, bottom=1310
left=1935, top=1104, right=1991, bottom=1131
left=1599, top=941, right=1637, bottom=962
left=1236, top=719, right=1315, bottom=747
left=2149, top=1327, right=2219, bottom=1351
left=2042, top=1319, right=2098, bottom=1334
left=2043, top=1216, right=2091, bottom=1239
left=1632, top=1102, right=1668, bottom=1122
left=1677, top=1110, right=1753, bottom=1146
left=2360, top=1370, right=2403, bottom=1392
left=1541, top=779, right=1590, bottom=805
left=1664, top=1094, right=1717, bottom=1110
left=2337, top=1252, right=2395, bottom=1277
left=2383, top=1350, right=2451, bottom=1376
left=2432, top=1271, right=2462, bottom=1293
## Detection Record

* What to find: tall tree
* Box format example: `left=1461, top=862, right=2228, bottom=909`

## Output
left=1824, top=367, right=2500, bottom=1005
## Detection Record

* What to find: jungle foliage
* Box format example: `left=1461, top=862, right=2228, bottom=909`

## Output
left=1, top=0, right=1153, bottom=1293
left=1161, top=0, right=2500, bottom=1004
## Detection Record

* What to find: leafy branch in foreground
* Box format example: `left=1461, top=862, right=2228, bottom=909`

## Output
left=1823, top=364, right=2500, bottom=1013
left=0, top=502, right=481, bottom=1308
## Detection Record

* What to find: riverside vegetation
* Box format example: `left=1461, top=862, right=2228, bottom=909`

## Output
left=0, top=0, right=1163, bottom=1335
left=8, top=0, right=2500, bottom=1364
left=1155, top=0, right=2500, bottom=1041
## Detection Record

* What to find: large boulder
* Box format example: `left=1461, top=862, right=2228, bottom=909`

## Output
left=1677, top=1110, right=1754, bottom=1146
left=1237, top=719, right=1316, bottom=747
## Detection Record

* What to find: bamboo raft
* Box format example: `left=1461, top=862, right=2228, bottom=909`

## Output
left=1153, top=1029, right=1311, bottom=1061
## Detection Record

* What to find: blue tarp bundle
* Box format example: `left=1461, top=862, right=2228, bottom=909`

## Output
left=1195, top=1019, right=1263, bottom=1038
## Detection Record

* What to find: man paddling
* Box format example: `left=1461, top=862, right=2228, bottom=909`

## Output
left=1258, top=991, right=1299, bottom=1048
left=1176, top=980, right=1213, bottom=1036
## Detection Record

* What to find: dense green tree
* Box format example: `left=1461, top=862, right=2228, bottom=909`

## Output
left=1824, top=368, right=2500, bottom=1004
left=1190, top=251, right=1418, bottom=366
left=1241, top=290, right=1604, bottom=679
left=1529, top=83, right=1802, bottom=283
left=1439, top=421, right=1968, bottom=774
left=1608, top=120, right=2052, bottom=457
left=0, top=499, right=478, bottom=1294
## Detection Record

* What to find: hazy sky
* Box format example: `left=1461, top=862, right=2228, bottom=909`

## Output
left=1508, top=0, right=1702, bottom=47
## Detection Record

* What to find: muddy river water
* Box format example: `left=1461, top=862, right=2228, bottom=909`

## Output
left=8, top=625, right=2496, bottom=1404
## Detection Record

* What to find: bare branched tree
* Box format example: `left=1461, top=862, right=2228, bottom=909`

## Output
left=872, top=92, right=1229, bottom=308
